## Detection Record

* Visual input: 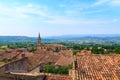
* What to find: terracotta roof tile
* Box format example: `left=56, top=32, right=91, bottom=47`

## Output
left=76, top=54, right=120, bottom=80
left=46, top=75, right=72, bottom=80
left=55, top=56, right=72, bottom=66
left=59, top=50, right=72, bottom=57
left=27, top=50, right=60, bottom=71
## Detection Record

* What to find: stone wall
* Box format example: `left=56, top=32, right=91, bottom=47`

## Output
left=30, top=64, right=45, bottom=73
left=69, top=69, right=79, bottom=80
left=0, top=65, right=14, bottom=80
left=5, top=57, right=28, bottom=73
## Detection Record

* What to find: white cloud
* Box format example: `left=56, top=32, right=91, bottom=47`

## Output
left=91, top=0, right=120, bottom=7
left=0, top=2, right=48, bottom=19
left=0, top=1, right=119, bottom=27
left=45, top=18, right=114, bottom=25
left=65, top=10, right=78, bottom=15
left=82, top=9, right=106, bottom=14
left=27, top=3, right=33, bottom=8
left=110, top=0, right=120, bottom=6
left=91, top=0, right=109, bottom=7
left=59, top=4, right=66, bottom=8
left=112, top=19, right=119, bottom=23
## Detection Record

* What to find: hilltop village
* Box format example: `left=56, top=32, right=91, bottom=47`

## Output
left=0, top=34, right=120, bottom=80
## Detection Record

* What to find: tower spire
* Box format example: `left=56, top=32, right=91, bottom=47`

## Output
left=38, top=32, right=41, bottom=45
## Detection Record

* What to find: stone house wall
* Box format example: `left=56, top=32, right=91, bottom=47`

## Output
left=5, top=58, right=28, bottom=73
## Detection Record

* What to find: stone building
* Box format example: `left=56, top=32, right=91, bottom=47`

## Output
left=69, top=54, right=120, bottom=80
left=1, top=33, right=120, bottom=80
left=37, top=33, right=66, bottom=52
left=0, top=33, right=73, bottom=80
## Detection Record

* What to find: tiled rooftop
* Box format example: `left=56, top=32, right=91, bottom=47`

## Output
left=9, top=72, right=72, bottom=80
left=46, top=75, right=72, bottom=80
left=0, top=48, right=26, bottom=60
left=76, top=54, right=120, bottom=80
left=55, top=55, right=72, bottom=66
left=27, top=50, right=60, bottom=71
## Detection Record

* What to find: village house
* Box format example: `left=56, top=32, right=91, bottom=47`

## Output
left=69, top=54, right=120, bottom=80
left=0, top=33, right=73, bottom=80
left=1, top=33, right=120, bottom=80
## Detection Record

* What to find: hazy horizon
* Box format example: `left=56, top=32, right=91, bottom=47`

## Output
left=0, top=0, right=120, bottom=37
left=1, top=34, right=120, bottom=37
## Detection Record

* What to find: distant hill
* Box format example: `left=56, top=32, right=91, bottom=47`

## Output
left=0, top=36, right=36, bottom=44
left=46, top=34, right=120, bottom=40
left=0, top=34, right=120, bottom=44
left=0, top=36, right=57, bottom=44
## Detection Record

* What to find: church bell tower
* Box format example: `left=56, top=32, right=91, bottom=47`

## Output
left=37, top=33, right=41, bottom=46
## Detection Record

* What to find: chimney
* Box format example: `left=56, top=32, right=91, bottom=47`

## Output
left=69, top=55, right=79, bottom=80
left=21, top=53, right=25, bottom=58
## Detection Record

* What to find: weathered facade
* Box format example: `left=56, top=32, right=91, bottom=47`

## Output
left=5, top=58, right=28, bottom=73
left=37, top=33, right=66, bottom=52
left=2, top=34, right=120, bottom=80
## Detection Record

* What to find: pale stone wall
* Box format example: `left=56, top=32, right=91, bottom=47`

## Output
left=69, top=69, right=79, bottom=80
left=0, top=65, right=5, bottom=75
left=30, top=64, right=45, bottom=73
left=30, top=66, right=40, bottom=73
left=0, top=65, right=13, bottom=80
left=5, top=58, right=28, bottom=72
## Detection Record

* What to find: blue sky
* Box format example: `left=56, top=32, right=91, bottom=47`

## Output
left=0, top=0, right=120, bottom=37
